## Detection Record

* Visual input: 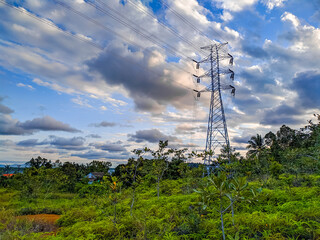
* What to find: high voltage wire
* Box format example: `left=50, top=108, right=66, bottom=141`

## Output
left=52, top=0, right=194, bottom=76
left=0, top=0, right=194, bottom=92
left=52, top=0, right=198, bottom=77
left=158, top=0, right=229, bottom=47
left=0, top=0, right=103, bottom=50
left=118, top=0, right=208, bottom=56
left=3, top=0, right=230, bottom=90
left=2, top=0, right=234, bottom=153
left=85, top=0, right=192, bottom=62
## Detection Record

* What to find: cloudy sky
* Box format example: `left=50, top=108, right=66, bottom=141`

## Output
left=0, top=0, right=319, bottom=165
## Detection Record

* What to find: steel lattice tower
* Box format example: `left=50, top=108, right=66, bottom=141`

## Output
left=193, top=43, right=235, bottom=174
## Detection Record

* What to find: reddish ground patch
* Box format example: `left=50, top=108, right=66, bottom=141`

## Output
left=17, top=214, right=60, bottom=235
left=17, top=214, right=60, bottom=224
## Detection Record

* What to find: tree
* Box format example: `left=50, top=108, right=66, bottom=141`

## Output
left=226, top=176, right=252, bottom=225
left=195, top=173, right=231, bottom=240
left=4, top=164, right=11, bottom=174
left=86, top=160, right=112, bottom=174
left=195, top=173, right=253, bottom=240
left=246, top=134, right=266, bottom=158
left=107, top=176, right=120, bottom=223
left=26, top=156, right=52, bottom=169
left=165, top=148, right=188, bottom=179
left=126, top=147, right=149, bottom=216
left=19, top=167, right=68, bottom=200
left=217, top=146, right=241, bottom=176
left=151, top=140, right=173, bottom=199
left=301, top=114, right=320, bottom=147
left=264, top=131, right=282, bottom=162
left=60, top=162, right=78, bottom=192
left=276, top=125, right=301, bottom=149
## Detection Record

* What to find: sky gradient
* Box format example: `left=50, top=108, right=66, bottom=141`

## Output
left=0, top=0, right=319, bottom=165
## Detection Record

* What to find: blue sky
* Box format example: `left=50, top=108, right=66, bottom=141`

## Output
left=0, top=0, right=319, bottom=165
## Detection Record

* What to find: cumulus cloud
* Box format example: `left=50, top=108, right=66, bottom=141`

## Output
left=289, top=71, right=320, bottom=109
left=91, top=141, right=127, bottom=152
left=20, top=116, right=80, bottom=133
left=72, top=150, right=129, bottom=160
left=16, top=139, right=41, bottom=147
left=0, top=115, right=33, bottom=135
left=40, top=148, right=61, bottom=154
left=0, top=139, right=15, bottom=148
left=214, top=0, right=258, bottom=12
left=175, top=123, right=206, bottom=135
left=281, top=12, right=300, bottom=28
left=241, top=43, right=269, bottom=59
left=0, top=0, right=238, bottom=117
left=0, top=96, right=13, bottom=112
left=260, top=104, right=304, bottom=126
left=91, top=121, right=116, bottom=127
left=232, top=135, right=252, bottom=144
left=87, top=44, right=191, bottom=113
left=261, top=0, right=287, bottom=10
left=128, top=129, right=179, bottom=143
left=15, top=136, right=88, bottom=151
left=46, top=135, right=87, bottom=151
left=168, top=142, right=199, bottom=149
left=0, top=116, right=77, bottom=136
left=0, top=102, right=14, bottom=114
left=1, top=0, right=320, bottom=164
left=86, top=134, right=101, bottom=138
left=221, top=11, right=233, bottom=21
left=230, top=11, right=320, bottom=132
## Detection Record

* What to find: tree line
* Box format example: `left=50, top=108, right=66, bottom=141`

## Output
left=0, top=114, right=319, bottom=239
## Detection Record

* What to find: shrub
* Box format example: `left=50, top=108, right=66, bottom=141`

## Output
left=57, top=207, right=97, bottom=227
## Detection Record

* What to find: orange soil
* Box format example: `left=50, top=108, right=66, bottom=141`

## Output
left=17, top=214, right=61, bottom=236
left=17, top=214, right=60, bottom=224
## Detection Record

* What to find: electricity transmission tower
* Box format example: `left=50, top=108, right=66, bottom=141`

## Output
left=193, top=43, right=235, bottom=174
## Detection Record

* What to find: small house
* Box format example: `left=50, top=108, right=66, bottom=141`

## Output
left=86, top=172, right=105, bottom=184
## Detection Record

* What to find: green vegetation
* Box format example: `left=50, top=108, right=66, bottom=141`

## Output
left=0, top=115, right=319, bottom=239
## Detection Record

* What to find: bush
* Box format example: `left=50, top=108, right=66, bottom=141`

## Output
left=57, top=207, right=97, bottom=227
left=19, top=207, right=62, bottom=215
left=78, top=183, right=107, bottom=198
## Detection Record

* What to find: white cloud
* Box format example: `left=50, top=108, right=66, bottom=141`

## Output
left=33, top=78, right=78, bottom=95
left=221, top=11, right=233, bottom=21
left=261, top=0, right=287, bottom=10
left=3, top=0, right=319, bottom=165
left=281, top=12, right=300, bottom=28
left=71, top=97, right=93, bottom=109
left=169, top=0, right=210, bottom=25
left=100, top=106, right=107, bottom=111
left=16, top=83, right=34, bottom=90
left=214, top=0, right=258, bottom=12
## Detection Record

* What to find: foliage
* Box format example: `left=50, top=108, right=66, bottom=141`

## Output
left=0, top=114, right=319, bottom=239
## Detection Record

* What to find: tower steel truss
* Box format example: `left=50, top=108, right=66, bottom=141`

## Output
left=193, top=43, right=235, bottom=174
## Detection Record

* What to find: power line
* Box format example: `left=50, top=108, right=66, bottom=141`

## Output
left=0, top=0, right=103, bottom=50
left=85, top=0, right=192, bottom=62
left=0, top=0, right=194, bottom=92
left=53, top=0, right=195, bottom=76
left=159, top=0, right=229, bottom=45
left=123, top=0, right=207, bottom=56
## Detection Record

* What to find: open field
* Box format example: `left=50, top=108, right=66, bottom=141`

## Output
left=0, top=173, right=320, bottom=239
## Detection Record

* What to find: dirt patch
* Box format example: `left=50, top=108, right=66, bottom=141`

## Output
left=17, top=214, right=60, bottom=234
left=17, top=214, right=60, bottom=224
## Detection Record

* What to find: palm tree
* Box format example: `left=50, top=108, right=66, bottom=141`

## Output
left=4, top=164, right=11, bottom=174
left=246, top=134, right=265, bottom=158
